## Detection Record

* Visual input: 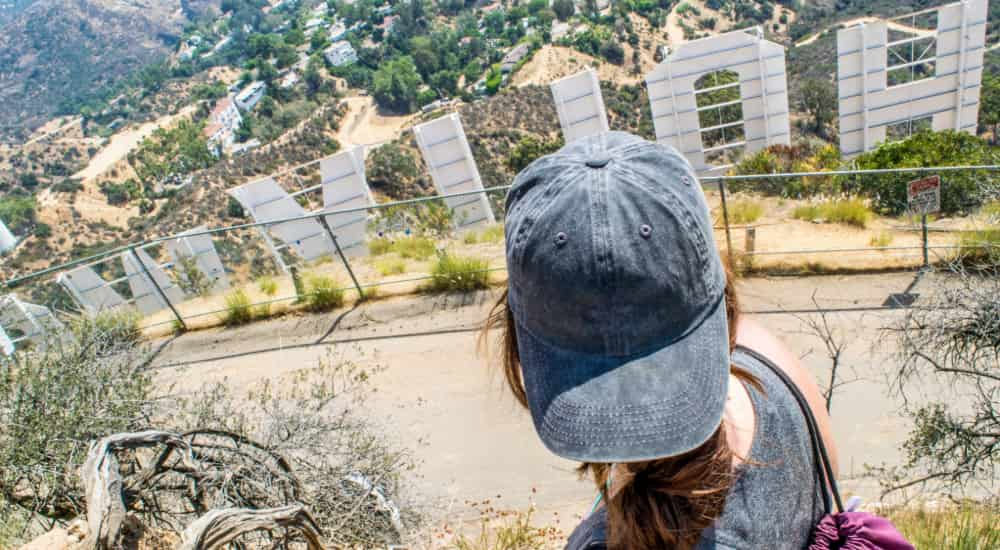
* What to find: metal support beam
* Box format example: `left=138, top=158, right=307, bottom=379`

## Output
left=317, top=216, right=365, bottom=300
left=130, top=247, right=186, bottom=330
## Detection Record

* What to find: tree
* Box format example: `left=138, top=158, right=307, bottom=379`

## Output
left=599, top=39, right=625, bottom=65
left=797, top=78, right=837, bottom=138
left=507, top=134, right=565, bottom=172
left=304, top=55, right=325, bottom=97
left=553, top=0, right=575, bottom=21
left=430, top=70, right=459, bottom=97
left=484, top=10, right=505, bottom=35
left=876, top=262, right=1000, bottom=499
left=979, top=73, right=1000, bottom=144
left=367, top=143, right=421, bottom=196
left=372, top=56, right=423, bottom=113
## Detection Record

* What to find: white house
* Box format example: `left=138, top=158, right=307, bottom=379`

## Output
left=204, top=96, right=243, bottom=156
left=324, top=41, right=358, bottom=67
left=235, top=81, right=267, bottom=111
left=328, top=23, right=348, bottom=41
left=279, top=71, right=300, bottom=89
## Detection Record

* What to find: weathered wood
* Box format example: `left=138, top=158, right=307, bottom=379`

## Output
left=79, top=431, right=194, bottom=550
left=178, top=505, right=324, bottom=550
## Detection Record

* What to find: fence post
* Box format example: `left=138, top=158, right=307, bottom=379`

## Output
left=921, top=214, right=929, bottom=269
left=317, top=215, right=365, bottom=300
left=717, top=180, right=735, bottom=269
left=290, top=266, right=305, bottom=303
left=129, top=247, right=186, bottom=331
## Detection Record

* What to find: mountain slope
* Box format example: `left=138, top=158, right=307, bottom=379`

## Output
left=0, top=0, right=220, bottom=138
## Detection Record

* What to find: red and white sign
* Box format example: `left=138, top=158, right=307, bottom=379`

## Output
left=907, top=175, right=940, bottom=215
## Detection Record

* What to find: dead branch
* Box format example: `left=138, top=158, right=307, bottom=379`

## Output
left=80, top=431, right=195, bottom=550
left=178, top=505, right=324, bottom=550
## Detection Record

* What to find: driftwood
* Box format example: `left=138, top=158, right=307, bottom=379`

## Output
left=178, top=505, right=324, bottom=550
left=80, top=431, right=195, bottom=550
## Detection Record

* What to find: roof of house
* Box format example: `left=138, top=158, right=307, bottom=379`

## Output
left=502, top=42, right=531, bottom=64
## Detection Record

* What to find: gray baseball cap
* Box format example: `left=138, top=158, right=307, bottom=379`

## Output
left=504, top=131, right=729, bottom=463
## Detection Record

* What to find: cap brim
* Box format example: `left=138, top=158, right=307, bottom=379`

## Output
left=515, top=297, right=730, bottom=463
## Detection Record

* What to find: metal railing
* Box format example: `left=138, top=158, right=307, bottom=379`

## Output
left=1, top=165, right=998, bottom=335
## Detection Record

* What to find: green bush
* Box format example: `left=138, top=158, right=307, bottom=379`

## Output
left=792, top=199, right=872, bottom=228
left=222, top=289, right=253, bottom=326
left=424, top=252, right=490, bottom=293
left=850, top=130, right=1000, bottom=215
left=0, top=195, right=36, bottom=233
left=305, top=274, right=344, bottom=312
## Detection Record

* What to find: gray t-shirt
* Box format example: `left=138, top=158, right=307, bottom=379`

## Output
left=565, top=347, right=825, bottom=549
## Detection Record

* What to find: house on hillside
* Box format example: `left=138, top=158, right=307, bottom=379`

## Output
left=377, top=15, right=399, bottom=33
left=551, top=21, right=570, bottom=40
left=500, top=43, right=531, bottom=73
left=324, top=41, right=358, bottom=67
left=279, top=70, right=300, bottom=89
left=235, top=81, right=267, bottom=111
left=328, top=23, right=348, bottom=41
left=204, top=96, right=243, bottom=156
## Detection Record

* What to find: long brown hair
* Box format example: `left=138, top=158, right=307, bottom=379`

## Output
left=481, top=266, right=756, bottom=550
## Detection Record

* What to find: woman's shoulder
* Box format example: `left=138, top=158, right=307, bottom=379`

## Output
left=566, top=506, right=607, bottom=550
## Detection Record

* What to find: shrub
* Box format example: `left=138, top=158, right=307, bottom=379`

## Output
left=868, top=231, right=894, bottom=248
left=222, top=289, right=253, bottom=326
left=955, top=228, right=1000, bottom=266
left=305, top=273, right=345, bottom=311
left=257, top=275, right=278, bottom=297
left=727, top=200, right=765, bottom=224
left=792, top=199, right=872, bottom=228
left=376, top=258, right=407, bottom=276
left=478, top=224, right=505, bottom=244
left=393, top=236, right=437, bottom=260
left=173, top=255, right=213, bottom=297
left=851, top=130, right=1000, bottom=215
left=424, top=252, right=489, bottom=292
left=0, top=314, right=153, bottom=537
left=369, top=237, right=393, bottom=256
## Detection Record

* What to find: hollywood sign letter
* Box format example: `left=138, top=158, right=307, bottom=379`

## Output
left=837, top=0, right=987, bottom=157
left=646, top=27, right=791, bottom=175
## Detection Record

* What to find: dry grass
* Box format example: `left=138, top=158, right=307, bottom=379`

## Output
left=885, top=503, right=1000, bottom=550
left=792, top=198, right=872, bottom=228
left=222, top=289, right=253, bottom=327
left=727, top=199, right=765, bottom=225
left=376, top=257, right=408, bottom=276
left=423, top=253, right=490, bottom=293
left=955, top=228, right=1000, bottom=266
left=448, top=506, right=561, bottom=550
left=868, top=230, right=894, bottom=248
left=304, top=273, right=344, bottom=312
left=370, top=236, right=438, bottom=260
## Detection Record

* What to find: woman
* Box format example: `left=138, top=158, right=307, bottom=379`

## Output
left=484, top=132, right=838, bottom=549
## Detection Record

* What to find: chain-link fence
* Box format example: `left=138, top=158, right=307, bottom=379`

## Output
left=2, top=165, right=998, bottom=342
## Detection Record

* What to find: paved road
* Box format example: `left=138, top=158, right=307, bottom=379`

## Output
left=150, top=272, right=946, bottom=529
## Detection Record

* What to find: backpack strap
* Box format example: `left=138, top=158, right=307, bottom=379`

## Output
left=736, top=345, right=843, bottom=514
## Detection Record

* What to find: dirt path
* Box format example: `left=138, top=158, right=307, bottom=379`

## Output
left=796, top=17, right=935, bottom=47
left=149, top=272, right=966, bottom=533
left=72, top=105, right=198, bottom=183
left=23, top=117, right=81, bottom=146
left=334, top=95, right=417, bottom=149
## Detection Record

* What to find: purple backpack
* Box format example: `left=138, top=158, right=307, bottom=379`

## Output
left=743, top=347, right=914, bottom=550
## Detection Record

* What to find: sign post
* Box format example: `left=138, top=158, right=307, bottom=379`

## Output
left=907, top=175, right=941, bottom=269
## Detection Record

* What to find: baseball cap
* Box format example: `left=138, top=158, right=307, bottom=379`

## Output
left=504, top=131, right=729, bottom=463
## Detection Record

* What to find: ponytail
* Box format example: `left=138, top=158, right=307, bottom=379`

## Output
left=603, top=427, right=735, bottom=550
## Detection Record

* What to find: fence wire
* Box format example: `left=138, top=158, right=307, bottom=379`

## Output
left=1, top=165, right=998, bottom=336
